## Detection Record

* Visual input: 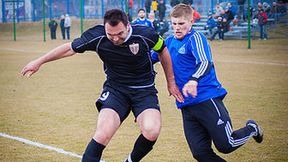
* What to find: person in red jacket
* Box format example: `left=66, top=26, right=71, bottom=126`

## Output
left=257, top=9, right=268, bottom=40
left=192, top=6, right=201, bottom=23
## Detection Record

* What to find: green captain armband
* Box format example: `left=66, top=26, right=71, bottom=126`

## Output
left=152, top=36, right=165, bottom=52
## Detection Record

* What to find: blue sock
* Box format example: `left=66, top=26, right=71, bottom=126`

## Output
left=82, top=139, right=105, bottom=162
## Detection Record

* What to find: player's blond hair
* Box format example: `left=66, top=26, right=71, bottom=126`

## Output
left=170, top=3, right=194, bottom=21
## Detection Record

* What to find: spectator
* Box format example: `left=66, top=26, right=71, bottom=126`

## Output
left=64, top=14, right=71, bottom=40
left=271, top=2, right=281, bottom=21
left=263, top=2, right=271, bottom=17
left=214, top=3, right=223, bottom=18
left=210, top=16, right=230, bottom=41
left=257, top=2, right=263, bottom=11
left=257, top=9, right=268, bottom=40
left=237, top=0, right=246, bottom=21
left=192, top=6, right=201, bottom=23
left=204, top=14, right=217, bottom=35
left=227, top=2, right=237, bottom=17
left=145, top=0, right=152, bottom=16
left=132, top=8, right=154, bottom=28
left=60, top=15, right=65, bottom=39
left=48, top=18, right=58, bottom=40
left=151, top=0, right=158, bottom=14
left=224, top=6, right=235, bottom=24
left=158, top=0, right=166, bottom=22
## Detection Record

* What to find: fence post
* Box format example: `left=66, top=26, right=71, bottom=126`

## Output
left=13, top=0, right=16, bottom=41
left=80, top=0, right=83, bottom=34
left=248, top=0, right=251, bottom=49
left=43, top=0, right=46, bottom=42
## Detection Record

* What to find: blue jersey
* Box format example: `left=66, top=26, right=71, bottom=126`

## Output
left=152, top=29, right=227, bottom=108
left=132, top=18, right=154, bottom=29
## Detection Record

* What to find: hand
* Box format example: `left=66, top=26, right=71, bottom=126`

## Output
left=21, top=60, right=41, bottom=77
left=182, top=80, right=198, bottom=98
left=168, top=82, right=184, bottom=103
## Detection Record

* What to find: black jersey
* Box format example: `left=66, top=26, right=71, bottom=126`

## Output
left=71, top=25, right=165, bottom=88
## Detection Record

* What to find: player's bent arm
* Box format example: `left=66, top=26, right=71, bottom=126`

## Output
left=158, top=47, right=184, bottom=103
left=158, top=47, right=174, bottom=84
left=21, top=42, right=76, bottom=77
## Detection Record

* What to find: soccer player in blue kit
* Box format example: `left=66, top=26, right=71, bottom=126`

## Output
left=152, top=4, right=264, bottom=162
left=21, top=9, right=184, bottom=162
left=132, top=8, right=154, bottom=28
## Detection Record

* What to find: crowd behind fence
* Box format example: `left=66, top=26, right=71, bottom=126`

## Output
left=1, top=0, right=285, bottom=23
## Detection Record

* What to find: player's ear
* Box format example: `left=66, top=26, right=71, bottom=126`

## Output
left=127, top=23, right=131, bottom=31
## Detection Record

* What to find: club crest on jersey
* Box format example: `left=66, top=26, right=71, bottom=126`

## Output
left=129, top=43, right=139, bottom=55
left=178, top=44, right=186, bottom=54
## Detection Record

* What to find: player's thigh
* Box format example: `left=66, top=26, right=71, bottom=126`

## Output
left=96, top=108, right=121, bottom=133
left=96, top=85, right=131, bottom=122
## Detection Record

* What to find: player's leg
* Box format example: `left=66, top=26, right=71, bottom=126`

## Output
left=124, top=87, right=161, bottom=162
left=82, top=109, right=121, bottom=162
left=124, top=109, right=161, bottom=162
left=181, top=106, right=226, bottom=162
left=202, top=97, right=263, bottom=154
left=83, top=85, right=130, bottom=162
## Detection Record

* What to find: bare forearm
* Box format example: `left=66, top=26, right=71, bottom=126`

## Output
left=21, top=42, right=76, bottom=77
left=37, top=42, right=75, bottom=65
left=158, top=47, right=184, bottom=102
left=158, top=47, right=175, bottom=84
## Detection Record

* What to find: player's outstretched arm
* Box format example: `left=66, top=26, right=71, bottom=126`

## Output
left=21, top=42, right=76, bottom=77
left=158, top=47, right=184, bottom=103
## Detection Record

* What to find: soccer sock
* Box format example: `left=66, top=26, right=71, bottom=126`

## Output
left=82, top=139, right=105, bottom=162
left=130, top=134, right=157, bottom=162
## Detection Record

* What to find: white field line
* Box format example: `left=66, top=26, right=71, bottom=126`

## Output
left=0, top=132, right=82, bottom=159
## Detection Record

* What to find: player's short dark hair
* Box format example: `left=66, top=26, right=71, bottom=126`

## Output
left=104, top=9, right=129, bottom=27
left=138, top=8, right=145, bottom=13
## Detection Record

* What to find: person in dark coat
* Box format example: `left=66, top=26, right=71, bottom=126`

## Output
left=60, top=15, right=65, bottom=39
left=48, top=18, right=58, bottom=40
left=158, top=0, right=166, bottom=22
left=145, top=0, right=152, bottom=16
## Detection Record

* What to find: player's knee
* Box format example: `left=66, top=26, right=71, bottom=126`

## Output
left=215, top=144, right=234, bottom=154
left=93, top=130, right=112, bottom=145
left=141, top=121, right=161, bottom=141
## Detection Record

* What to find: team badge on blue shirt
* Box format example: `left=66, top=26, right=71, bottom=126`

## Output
left=178, top=44, right=186, bottom=54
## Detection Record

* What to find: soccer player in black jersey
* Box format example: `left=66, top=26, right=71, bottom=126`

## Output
left=21, top=9, right=184, bottom=162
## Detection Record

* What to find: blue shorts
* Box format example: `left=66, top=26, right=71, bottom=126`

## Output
left=96, top=81, right=160, bottom=122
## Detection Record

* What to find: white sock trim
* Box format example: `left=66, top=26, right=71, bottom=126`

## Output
left=128, top=154, right=133, bottom=162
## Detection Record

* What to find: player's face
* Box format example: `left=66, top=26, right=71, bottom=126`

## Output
left=105, top=22, right=129, bottom=46
left=171, top=16, right=192, bottom=40
left=138, top=10, right=146, bottom=19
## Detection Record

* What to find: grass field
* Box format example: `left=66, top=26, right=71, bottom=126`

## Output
left=0, top=21, right=288, bottom=162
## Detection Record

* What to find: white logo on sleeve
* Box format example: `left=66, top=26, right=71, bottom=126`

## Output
left=217, top=119, right=224, bottom=125
left=99, top=91, right=110, bottom=101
